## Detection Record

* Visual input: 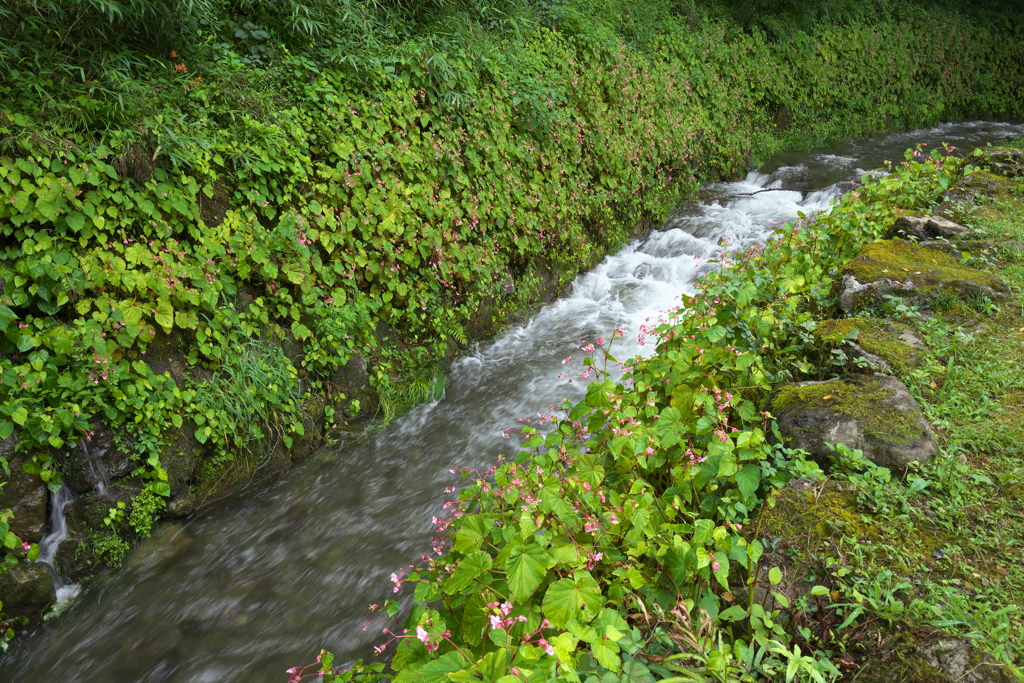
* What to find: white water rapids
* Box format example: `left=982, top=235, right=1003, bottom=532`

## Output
left=4, top=121, right=1024, bottom=682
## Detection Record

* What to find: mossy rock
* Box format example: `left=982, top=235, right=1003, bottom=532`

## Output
left=815, top=317, right=930, bottom=377
left=54, top=478, right=143, bottom=582
left=851, top=632, right=1017, bottom=683
left=974, top=147, right=1024, bottom=179
left=0, top=441, right=48, bottom=543
left=0, top=562, right=55, bottom=624
left=761, top=480, right=876, bottom=563
left=771, top=374, right=937, bottom=471
left=838, top=240, right=1009, bottom=313
left=883, top=214, right=969, bottom=241
left=918, top=239, right=1024, bottom=266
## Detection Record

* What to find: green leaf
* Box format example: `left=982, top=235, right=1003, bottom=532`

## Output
left=591, top=636, right=621, bottom=672
left=462, top=590, right=492, bottom=647
left=735, top=463, right=761, bottom=500
left=664, top=544, right=695, bottom=586
left=444, top=550, right=492, bottom=595
left=453, top=515, right=487, bottom=554
left=543, top=571, right=604, bottom=628
left=419, top=652, right=469, bottom=683
left=154, top=300, right=174, bottom=332
left=11, top=408, right=28, bottom=426
left=769, top=566, right=783, bottom=586
left=505, top=543, right=548, bottom=601
left=65, top=212, right=86, bottom=232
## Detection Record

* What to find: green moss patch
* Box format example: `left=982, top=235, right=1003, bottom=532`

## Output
left=845, top=240, right=1009, bottom=302
left=772, top=376, right=923, bottom=445
left=815, top=317, right=925, bottom=376
left=760, top=482, right=878, bottom=563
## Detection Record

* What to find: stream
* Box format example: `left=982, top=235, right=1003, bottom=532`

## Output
left=3, top=121, right=1023, bottom=683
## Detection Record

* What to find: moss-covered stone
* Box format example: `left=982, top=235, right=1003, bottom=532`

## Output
left=772, top=374, right=937, bottom=470
left=815, top=317, right=928, bottom=377
left=54, top=478, right=143, bottom=582
left=839, top=240, right=1009, bottom=313
left=0, top=562, right=55, bottom=624
left=761, top=480, right=877, bottom=562
left=973, top=148, right=1024, bottom=180
left=774, top=377, right=919, bottom=444
left=851, top=633, right=1016, bottom=683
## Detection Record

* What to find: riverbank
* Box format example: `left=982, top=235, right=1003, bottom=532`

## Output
left=292, top=142, right=1024, bottom=681
left=2, top=0, right=1024, bottom=653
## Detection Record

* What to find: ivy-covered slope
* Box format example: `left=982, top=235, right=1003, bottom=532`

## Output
left=0, top=0, right=1023, bottom=644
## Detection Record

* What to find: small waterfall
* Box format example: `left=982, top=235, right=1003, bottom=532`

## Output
left=37, top=484, right=81, bottom=604
left=79, top=439, right=107, bottom=497
left=37, top=485, right=74, bottom=566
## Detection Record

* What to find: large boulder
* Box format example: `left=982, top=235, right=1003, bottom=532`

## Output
left=884, top=215, right=969, bottom=241
left=975, top=147, right=1024, bottom=179
left=771, top=374, right=937, bottom=471
left=838, top=240, right=1009, bottom=314
left=0, top=438, right=48, bottom=544
left=0, top=562, right=55, bottom=623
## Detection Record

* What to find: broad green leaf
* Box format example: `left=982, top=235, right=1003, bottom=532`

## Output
left=591, top=636, right=621, bottom=672
left=419, top=652, right=469, bottom=683
left=769, top=566, right=783, bottom=586
left=454, top=515, right=488, bottom=554
left=543, top=571, right=604, bottom=628
left=505, top=543, right=548, bottom=601
left=154, top=300, right=174, bottom=332
left=444, top=550, right=492, bottom=595
left=735, top=464, right=761, bottom=500
left=664, top=544, right=695, bottom=586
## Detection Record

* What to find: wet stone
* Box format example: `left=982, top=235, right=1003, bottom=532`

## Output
left=61, top=426, right=136, bottom=495
left=884, top=215, right=970, bottom=241
left=0, top=448, right=48, bottom=543
left=0, top=562, right=55, bottom=623
left=771, top=374, right=937, bottom=471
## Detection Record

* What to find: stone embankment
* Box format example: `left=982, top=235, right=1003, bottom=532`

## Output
left=760, top=149, right=1022, bottom=682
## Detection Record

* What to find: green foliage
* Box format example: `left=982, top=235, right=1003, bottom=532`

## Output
left=2, top=0, right=1023, bottom=661
left=296, top=148, right=997, bottom=682
left=187, top=338, right=301, bottom=467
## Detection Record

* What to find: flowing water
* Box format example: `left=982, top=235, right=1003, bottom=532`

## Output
left=4, top=121, right=1023, bottom=683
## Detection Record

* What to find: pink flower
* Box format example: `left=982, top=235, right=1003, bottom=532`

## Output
left=416, top=626, right=430, bottom=645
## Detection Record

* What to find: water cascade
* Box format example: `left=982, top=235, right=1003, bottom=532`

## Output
left=78, top=440, right=109, bottom=498
left=2, top=121, right=1022, bottom=683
